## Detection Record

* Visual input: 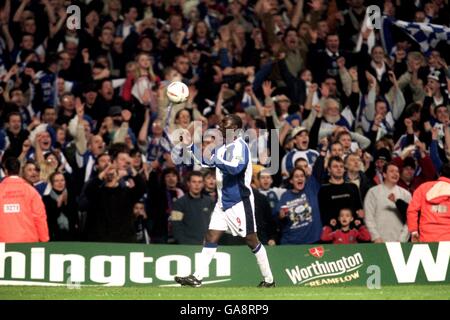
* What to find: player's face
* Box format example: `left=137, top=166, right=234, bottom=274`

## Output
left=219, top=120, right=238, bottom=143
left=290, top=169, right=306, bottom=191
left=338, top=210, right=353, bottom=227
left=258, top=174, right=273, bottom=190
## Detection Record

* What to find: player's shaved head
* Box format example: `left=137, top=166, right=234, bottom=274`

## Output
left=221, top=114, right=242, bottom=130
left=219, top=114, right=243, bottom=140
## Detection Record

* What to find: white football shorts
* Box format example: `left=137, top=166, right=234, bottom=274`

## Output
left=208, top=197, right=257, bottom=237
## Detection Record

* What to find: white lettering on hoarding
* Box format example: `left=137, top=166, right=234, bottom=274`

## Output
left=386, top=242, right=450, bottom=283
left=30, top=248, right=45, bottom=279
left=155, top=255, right=191, bottom=281
left=49, top=254, right=85, bottom=282
left=130, top=253, right=153, bottom=284
left=195, top=252, right=230, bottom=278
left=0, top=244, right=25, bottom=279
left=90, top=256, right=126, bottom=286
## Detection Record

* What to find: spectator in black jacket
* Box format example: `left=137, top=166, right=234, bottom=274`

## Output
left=133, top=200, right=152, bottom=244
left=84, top=162, right=146, bottom=242
left=43, top=171, right=78, bottom=241
left=318, top=156, right=364, bottom=226
left=253, top=188, right=278, bottom=246
left=308, top=34, right=353, bottom=85
left=147, top=167, right=184, bottom=243
left=3, top=112, right=29, bottom=159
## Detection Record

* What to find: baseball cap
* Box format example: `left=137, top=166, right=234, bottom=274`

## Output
left=252, top=164, right=265, bottom=178
left=83, top=82, right=97, bottom=93
left=286, top=114, right=302, bottom=125
left=403, top=156, right=416, bottom=170
left=138, top=32, right=154, bottom=44
left=108, top=106, right=122, bottom=117
left=428, top=70, right=441, bottom=82
left=374, top=148, right=392, bottom=162
left=187, top=43, right=206, bottom=52
left=202, top=106, right=215, bottom=118
left=290, top=126, right=308, bottom=139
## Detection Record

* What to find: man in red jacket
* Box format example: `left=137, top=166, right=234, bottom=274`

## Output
left=407, top=163, right=450, bottom=242
left=391, top=145, right=436, bottom=195
left=0, top=158, right=49, bottom=243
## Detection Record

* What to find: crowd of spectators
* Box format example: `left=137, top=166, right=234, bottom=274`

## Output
left=0, top=0, right=450, bottom=245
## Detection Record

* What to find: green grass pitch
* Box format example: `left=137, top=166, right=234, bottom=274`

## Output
left=0, top=284, right=449, bottom=300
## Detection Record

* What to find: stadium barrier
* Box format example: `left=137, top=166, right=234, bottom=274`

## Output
left=0, top=242, right=449, bottom=287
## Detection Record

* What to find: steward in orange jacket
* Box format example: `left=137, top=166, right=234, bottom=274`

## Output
left=407, top=164, right=450, bottom=242
left=0, top=158, right=49, bottom=243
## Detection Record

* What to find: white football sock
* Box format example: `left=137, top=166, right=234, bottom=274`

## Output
left=193, top=243, right=217, bottom=281
left=253, top=243, right=273, bottom=283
